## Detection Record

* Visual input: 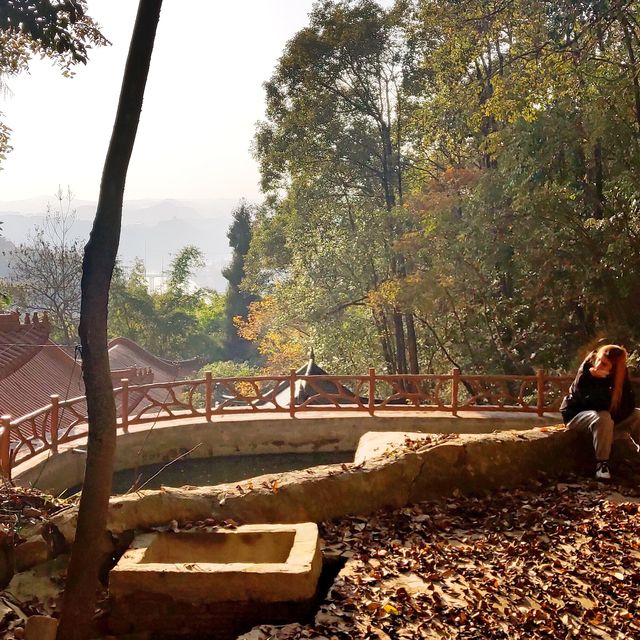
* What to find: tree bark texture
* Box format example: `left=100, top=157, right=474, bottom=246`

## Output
left=393, top=310, right=408, bottom=375
left=56, top=2, right=162, bottom=639
left=405, top=312, right=419, bottom=374
left=619, top=12, right=640, bottom=134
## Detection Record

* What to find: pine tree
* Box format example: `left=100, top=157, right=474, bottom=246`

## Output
left=222, top=201, right=258, bottom=361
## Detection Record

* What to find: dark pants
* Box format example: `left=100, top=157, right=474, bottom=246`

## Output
left=567, top=408, right=640, bottom=460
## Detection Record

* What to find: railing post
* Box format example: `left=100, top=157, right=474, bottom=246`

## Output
left=50, top=394, right=59, bottom=454
left=368, top=368, right=376, bottom=416
left=121, top=378, right=129, bottom=433
left=451, top=368, right=460, bottom=416
left=289, top=369, right=296, bottom=418
left=205, top=371, right=212, bottom=421
left=0, top=415, right=11, bottom=480
left=537, top=368, right=545, bottom=417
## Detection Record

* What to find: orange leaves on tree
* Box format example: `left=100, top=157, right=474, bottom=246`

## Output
left=234, top=295, right=306, bottom=374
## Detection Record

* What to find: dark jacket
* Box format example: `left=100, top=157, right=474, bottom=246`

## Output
left=560, top=353, right=636, bottom=424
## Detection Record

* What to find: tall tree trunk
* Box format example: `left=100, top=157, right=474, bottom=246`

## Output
left=620, top=13, right=640, bottom=133
left=593, top=139, right=604, bottom=219
left=372, top=308, right=395, bottom=373
left=380, top=121, right=396, bottom=212
left=394, top=252, right=418, bottom=374
left=393, top=310, right=407, bottom=375
left=56, top=3, right=162, bottom=639
left=405, top=312, right=419, bottom=374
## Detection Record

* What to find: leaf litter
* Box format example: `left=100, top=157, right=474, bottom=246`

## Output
left=0, top=482, right=73, bottom=638
left=3, top=463, right=640, bottom=639
left=247, top=477, right=640, bottom=639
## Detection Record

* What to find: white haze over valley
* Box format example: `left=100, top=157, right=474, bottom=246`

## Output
left=0, top=1, right=393, bottom=290
left=0, top=197, right=235, bottom=291
left=0, top=1, right=322, bottom=291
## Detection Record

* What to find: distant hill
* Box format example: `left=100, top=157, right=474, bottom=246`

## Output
left=0, top=196, right=237, bottom=221
left=0, top=198, right=242, bottom=291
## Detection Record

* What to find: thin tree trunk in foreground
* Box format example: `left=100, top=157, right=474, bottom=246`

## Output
left=56, top=2, right=162, bottom=638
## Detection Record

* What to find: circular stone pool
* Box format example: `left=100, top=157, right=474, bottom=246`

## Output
left=68, top=451, right=353, bottom=496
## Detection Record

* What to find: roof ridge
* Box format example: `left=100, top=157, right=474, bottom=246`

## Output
left=0, top=319, right=52, bottom=380
left=108, top=336, right=202, bottom=374
left=108, top=336, right=181, bottom=375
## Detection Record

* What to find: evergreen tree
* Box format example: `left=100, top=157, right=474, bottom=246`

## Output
left=222, top=201, right=258, bottom=361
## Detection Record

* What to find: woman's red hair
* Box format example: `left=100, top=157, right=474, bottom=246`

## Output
left=595, top=344, right=628, bottom=413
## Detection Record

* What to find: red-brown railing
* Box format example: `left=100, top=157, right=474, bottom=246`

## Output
left=0, top=368, right=618, bottom=477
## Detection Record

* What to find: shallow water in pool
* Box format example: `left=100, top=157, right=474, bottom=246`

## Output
left=68, top=451, right=353, bottom=495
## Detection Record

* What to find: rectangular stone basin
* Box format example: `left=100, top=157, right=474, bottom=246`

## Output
left=109, top=523, right=322, bottom=637
left=142, top=529, right=295, bottom=564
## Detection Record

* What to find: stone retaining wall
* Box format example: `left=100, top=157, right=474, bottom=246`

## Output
left=45, top=426, right=586, bottom=547
left=14, top=411, right=559, bottom=495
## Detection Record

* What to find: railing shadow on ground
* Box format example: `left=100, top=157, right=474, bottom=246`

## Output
left=0, top=368, right=599, bottom=477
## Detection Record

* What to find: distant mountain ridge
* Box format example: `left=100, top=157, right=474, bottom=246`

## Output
left=0, top=198, right=242, bottom=291
left=0, top=195, right=237, bottom=221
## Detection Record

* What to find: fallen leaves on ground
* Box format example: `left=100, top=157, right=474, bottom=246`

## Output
left=3, top=459, right=640, bottom=639
left=0, top=483, right=75, bottom=638
left=250, top=478, right=640, bottom=639
left=0, top=482, right=70, bottom=539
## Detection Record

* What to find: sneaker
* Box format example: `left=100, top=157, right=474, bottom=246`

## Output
left=595, top=460, right=611, bottom=480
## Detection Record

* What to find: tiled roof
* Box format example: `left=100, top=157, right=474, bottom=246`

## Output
left=108, top=337, right=202, bottom=383
left=0, top=345, right=156, bottom=436
left=0, top=313, right=84, bottom=442
left=0, top=314, right=205, bottom=439
left=0, top=313, right=88, bottom=427
left=0, top=315, right=162, bottom=435
left=111, top=366, right=154, bottom=388
left=0, top=312, right=51, bottom=379
left=0, top=339, right=85, bottom=432
left=269, top=358, right=364, bottom=407
left=107, top=337, right=203, bottom=409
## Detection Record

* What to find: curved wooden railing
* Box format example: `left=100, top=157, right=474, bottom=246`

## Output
left=1, top=368, right=626, bottom=476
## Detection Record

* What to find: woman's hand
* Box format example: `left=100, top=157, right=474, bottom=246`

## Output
left=590, top=354, right=612, bottom=378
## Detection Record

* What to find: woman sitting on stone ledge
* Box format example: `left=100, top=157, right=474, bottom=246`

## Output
left=561, top=344, right=640, bottom=480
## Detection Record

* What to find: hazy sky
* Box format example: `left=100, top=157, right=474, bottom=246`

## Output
left=0, top=1, right=329, bottom=203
